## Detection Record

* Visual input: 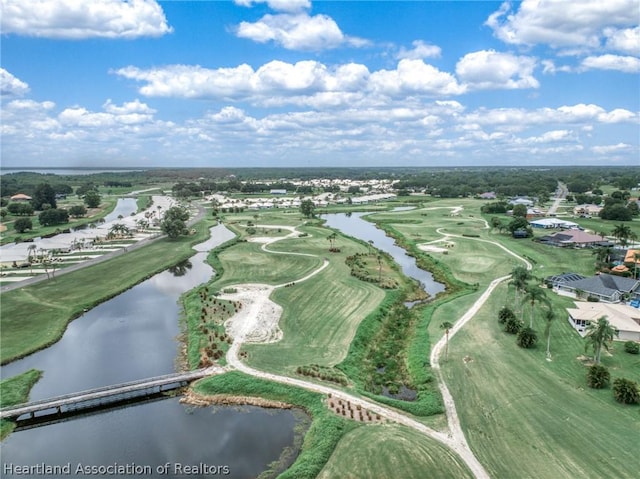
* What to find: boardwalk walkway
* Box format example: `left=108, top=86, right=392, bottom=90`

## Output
left=0, top=367, right=224, bottom=420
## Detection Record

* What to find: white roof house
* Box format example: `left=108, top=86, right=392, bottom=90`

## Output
left=567, top=302, right=640, bottom=341
left=530, top=218, right=579, bottom=229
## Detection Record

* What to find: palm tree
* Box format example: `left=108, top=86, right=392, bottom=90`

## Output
left=584, top=316, right=619, bottom=364
left=27, top=244, right=37, bottom=274
left=611, top=224, right=632, bottom=245
left=543, top=308, right=556, bottom=360
left=634, top=251, right=640, bottom=279
left=327, top=232, right=337, bottom=251
left=592, top=245, right=613, bottom=267
left=109, top=223, right=130, bottom=238
left=27, top=244, right=37, bottom=262
left=440, top=321, right=453, bottom=361
left=522, top=284, right=549, bottom=328
left=509, top=266, right=532, bottom=314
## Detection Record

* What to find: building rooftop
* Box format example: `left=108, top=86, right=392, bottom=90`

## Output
left=567, top=302, right=640, bottom=334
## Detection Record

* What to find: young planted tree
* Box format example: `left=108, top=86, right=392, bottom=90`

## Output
left=504, top=315, right=523, bottom=334
left=584, top=316, right=618, bottom=364
left=440, top=321, right=453, bottom=361
left=517, top=327, right=538, bottom=349
left=586, top=364, right=610, bottom=389
left=612, top=378, right=640, bottom=404
left=498, top=306, right=516, bottom=324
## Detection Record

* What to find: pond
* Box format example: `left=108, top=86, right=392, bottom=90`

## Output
left=1, top=224, right=306, bottom=477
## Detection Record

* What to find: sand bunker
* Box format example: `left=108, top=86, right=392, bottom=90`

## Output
left=418, top=245, right=449, bottom=253
left=219, top=284, right=283, bottom=344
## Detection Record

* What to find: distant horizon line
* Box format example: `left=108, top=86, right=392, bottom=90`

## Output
left=2, top=164, right=638, bottom=170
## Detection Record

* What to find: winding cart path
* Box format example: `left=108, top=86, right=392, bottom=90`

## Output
left=215, top=218, right=532, bottom=478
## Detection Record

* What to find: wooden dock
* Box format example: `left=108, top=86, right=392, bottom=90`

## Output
left=0, top=367, right=223, bottom=420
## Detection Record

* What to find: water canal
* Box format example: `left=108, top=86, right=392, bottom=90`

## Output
left=324, top=211, right=446, bottom=297
left=1, top=224, right=305, bottom=478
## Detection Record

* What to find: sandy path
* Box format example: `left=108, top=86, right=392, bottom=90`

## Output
left=216, top=220, right=532, bottom=478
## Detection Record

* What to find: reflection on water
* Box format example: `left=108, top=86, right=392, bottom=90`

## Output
left=103, top=198, right=138, bottom=223
left=2, top=399, right=301, bottom=479
left=168, top=259, right=193, bottom=277
left=324, top=212, right=445, bottom=296
left=0, top=225, right=236, bottom=400
left=1, top=223, right=306, bottom=479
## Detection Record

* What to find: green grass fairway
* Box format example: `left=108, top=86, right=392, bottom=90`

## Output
left=443, top=283, right=640, bottom=479
left=317, top=424, right=474, bottom=479
left=244, top=257, right=385, bottom=373
left=212, top=240, right=322, bottom=288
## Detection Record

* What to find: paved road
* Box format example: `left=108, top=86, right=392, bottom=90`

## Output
left=547, top=181, right=568, bottom=216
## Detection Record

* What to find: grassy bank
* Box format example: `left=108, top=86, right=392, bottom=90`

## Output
left=0, top=369, right=42, bottom=440
left=1, top=219, right=215, bottom=364
left=317, top=424, right=474, bottom=479
left=193, top=372, right=359, bottom=479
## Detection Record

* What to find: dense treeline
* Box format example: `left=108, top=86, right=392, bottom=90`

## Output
left=3, top=167, right=639, bottom=199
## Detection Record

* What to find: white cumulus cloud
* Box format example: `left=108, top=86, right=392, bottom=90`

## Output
left=236, top=12, right=368, bottom=50
left=580, top=54, right=640, bottom=73
left=396, top=40, right=442, bottom=60
left=115, top=59, right=467, bottom=102
left=0, top=68, right=30, bottom=96
left=605, top=26, right=640, bottom=55
left=592, top=143, right=633, bottom=154
left=0, top=0, right=172, bottom=39
left=456, top=50, right=539, bottom=90
left=234, top=0, right=311, bottom=13
left=486, top=0, right=638, bottom=51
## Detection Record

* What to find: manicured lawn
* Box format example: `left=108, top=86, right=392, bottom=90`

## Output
left=368, top=197, right=640, bottom=478
left=442, top=284, right=640, bottom=479
left=317, top=424, right=474, bottom=479
left=241, top=225, right=390, bottom=373
left=212, top=240, right=323, bottom=289
left=245, top=265, right=385, bottom=373
left=0, top=220, right=216, bottom=364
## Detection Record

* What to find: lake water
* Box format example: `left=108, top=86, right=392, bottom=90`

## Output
left=103, top=198, right=138, bottom=223
left=0, top=224, right=306, bottom=477
left=324, top=211, right=445, bottom=296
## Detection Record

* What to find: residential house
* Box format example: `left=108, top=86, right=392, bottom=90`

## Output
left=509, top=197, right=534, bottom=207
left=545, top=272, right=586, bottom=289
left=478, top=192, right=496, bottom=200
left=573, top=204, right=602, bottom=217
left=538, top=230, right=610, bottom=248
left=554, top=273, right=640, bottom=302
left=530, top=218, right=579, bottom=229
left=566, top=302, right=640, bottom=341
left=624, top=249, right=640, bottom=273
left=10, top=193, right=32, bottom=202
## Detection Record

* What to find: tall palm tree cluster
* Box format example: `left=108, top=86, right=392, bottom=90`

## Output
left=506, top=266, right=555, bottom=357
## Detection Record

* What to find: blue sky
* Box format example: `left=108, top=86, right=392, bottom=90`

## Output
left=1, top=0, right=639, bottom=168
